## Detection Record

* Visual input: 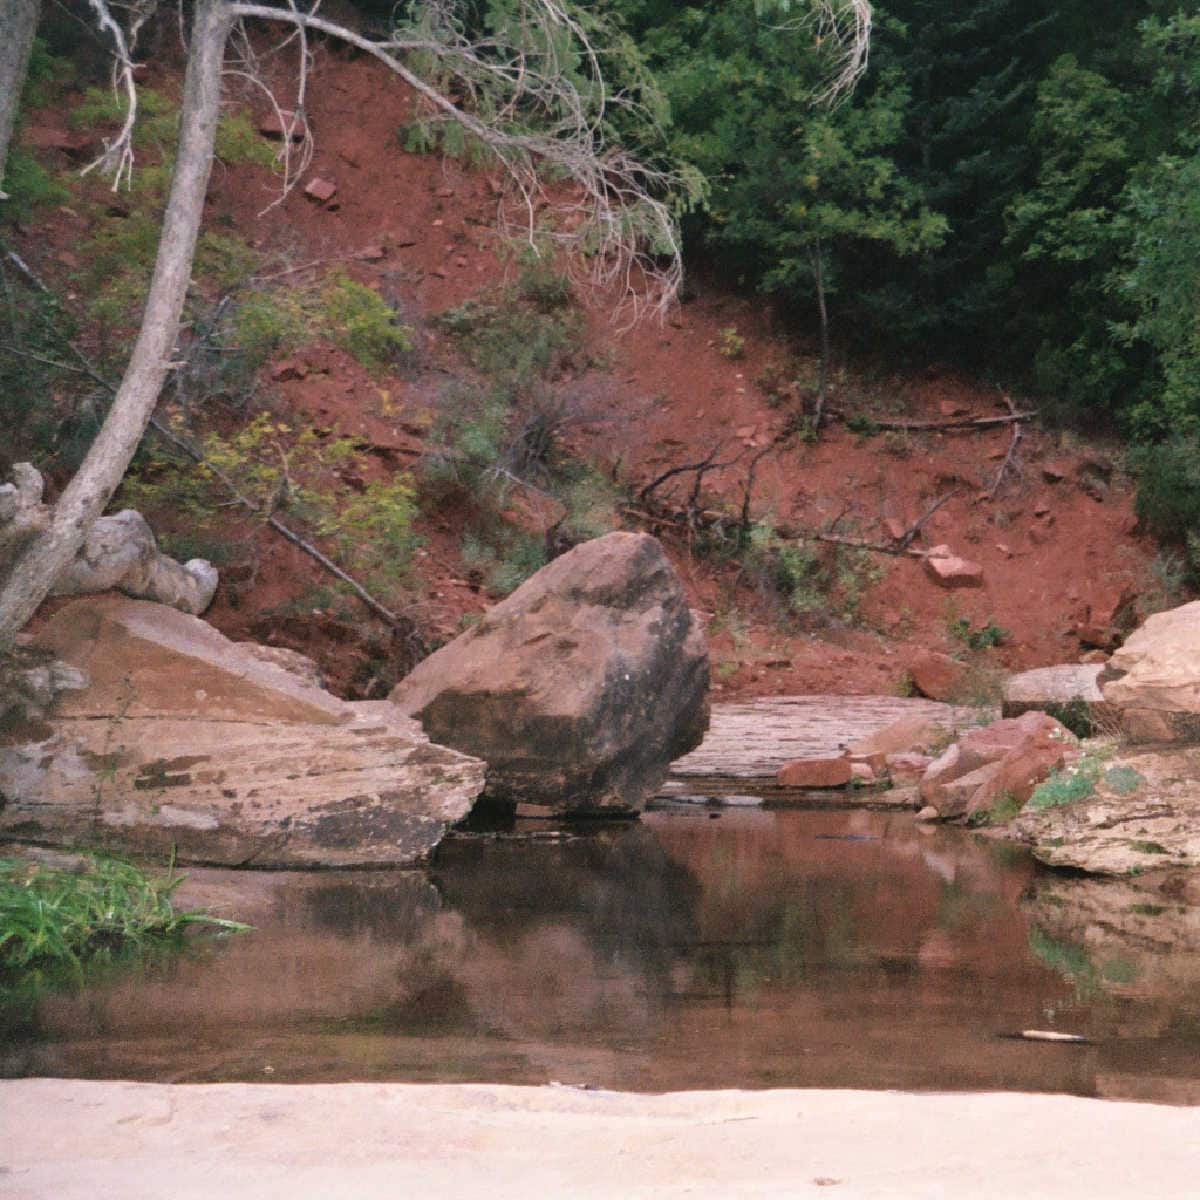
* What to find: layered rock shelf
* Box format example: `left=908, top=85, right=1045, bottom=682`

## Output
left=665, top=695, right=983, bottom=802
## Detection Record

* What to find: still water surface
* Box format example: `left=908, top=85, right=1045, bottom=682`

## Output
left=5, top=809, right=1200, bottom=1101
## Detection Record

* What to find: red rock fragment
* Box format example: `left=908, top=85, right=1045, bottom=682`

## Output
left=776, top=755, right=852, bottom=789
left=906, top=651, right=966, bottom=701
left=304, top=177, right=338, bottom=204
left=258, top=110, right=307, bottom=142
left=923, top=546, right=984, bottom=589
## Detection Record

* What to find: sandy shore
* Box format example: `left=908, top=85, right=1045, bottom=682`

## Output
left=2, top=1080, right=1198, bottom=1198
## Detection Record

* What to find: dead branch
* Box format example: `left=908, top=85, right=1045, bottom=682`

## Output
left=988, top=392, right=1024, bottom=500
left=3, top=248, right=50, bottom=293
left=894, top=489, right=960, bottom=550
left=834, top=409, right=1036, bottom=433
left=739, top=445, right=774, bottom=539
left=638, top=444, right=740, bottom=505
left=812, top=531, right=929, bottom=559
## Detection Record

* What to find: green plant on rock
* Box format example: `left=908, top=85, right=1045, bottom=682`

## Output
left=1026, top=756, right=1102, bottom=812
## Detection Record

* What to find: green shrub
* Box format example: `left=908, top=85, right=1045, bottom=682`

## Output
left=0, top=148, right=68, bottom=220
left=214, top=111, right=277, bottom=168
left=718, top=326, right=746, bottom=359
left=0, top=854, right=247, bottom=972
left=1104, top=764, right=1145, bottom=796
left=321, top=273, right=412, bottom=369
left=517, top=259, right=574, bottom=312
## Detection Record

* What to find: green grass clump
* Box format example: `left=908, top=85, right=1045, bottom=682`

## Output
left=0, top=854, right=248, bottom=972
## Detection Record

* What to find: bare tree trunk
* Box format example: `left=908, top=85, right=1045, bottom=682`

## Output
left=812, top=237, right=830, bottom=433
left=0, top=0, right=41, bottom=198
left=0, top=0, right=232, bottom=645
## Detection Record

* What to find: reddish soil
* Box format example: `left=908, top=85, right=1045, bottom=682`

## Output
left=13, top=44, right=1159, bottom=701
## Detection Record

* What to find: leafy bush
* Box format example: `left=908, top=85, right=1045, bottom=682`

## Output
left=0, top=854, right=247, bottom=972
left=321, top=273, right=413, bottom=369
left=718, top=326, right=746, bottom=359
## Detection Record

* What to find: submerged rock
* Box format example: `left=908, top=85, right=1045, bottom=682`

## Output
left=0, top=599, right=485, bottom=867
left=390, top=532, right=709, bottom=814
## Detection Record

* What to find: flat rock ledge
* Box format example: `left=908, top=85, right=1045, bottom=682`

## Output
left=666, top=695, right=983, bottom=802
left=0, top=599, right=485, bottom=867
left=3, top=1080, right=1198, bottom=1200
left=1013, top=744, right=1200, bottom=875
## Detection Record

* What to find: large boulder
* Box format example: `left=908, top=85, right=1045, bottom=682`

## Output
left=1102, top=602, right=1200, bottom=741
left=389, top=532, right=709, bottom=814
left=0, top=599, right=485, bottom=867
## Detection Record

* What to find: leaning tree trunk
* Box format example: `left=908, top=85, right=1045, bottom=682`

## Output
left=0, top=0, right=41, bottom=197
left=0, top=0, right=232, bottom=646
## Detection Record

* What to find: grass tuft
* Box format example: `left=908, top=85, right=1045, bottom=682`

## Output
left=0, top=853, right=249, bottom=973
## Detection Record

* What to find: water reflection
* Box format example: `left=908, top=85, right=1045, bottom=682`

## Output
left=4, top=811, right=1200, bottom=1101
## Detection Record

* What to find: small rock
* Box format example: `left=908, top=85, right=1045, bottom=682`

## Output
left=906, top=652, right=967, bottom=702
left=258, top=110, right=307, bottom=141
left=850, top=761, right=877, bottom=784
left=1042, top=461, right=1069, bottom=483
left=355, top=245, right=386, bottom=261
left=776, top=755, right=852, bottom=789
left=923, top=546, right=984, bottom=589
left=915, top=806, right=941, bottom=822
left=884, top=516, right=908, bottom=542
left=886, top=752, right=935, bottom=782
left=304, top=177, right=338, bottom=204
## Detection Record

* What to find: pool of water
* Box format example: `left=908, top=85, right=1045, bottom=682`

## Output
left=5, top=809, right=1200, bottom=1102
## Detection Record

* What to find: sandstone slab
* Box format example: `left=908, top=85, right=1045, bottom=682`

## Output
left=1002, top=663, right=1117, bottom=733
left=923, top=545, right=983, bottom=589
left=391, top=532, right=708, bottom=814
left=906, top=650, right=967, bottom=701
left=1, top=600, right=485, bottom=867
left=1103, top=601, right=1200, bottom=741
left=1014, top=745, right=1200, bottom=875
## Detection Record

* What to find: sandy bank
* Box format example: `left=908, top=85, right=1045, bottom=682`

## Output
left=2, top=1080, right=1198, bottom=1198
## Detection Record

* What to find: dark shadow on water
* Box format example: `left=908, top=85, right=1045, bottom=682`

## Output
left=4, top=810, right=1200, bottom=1102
